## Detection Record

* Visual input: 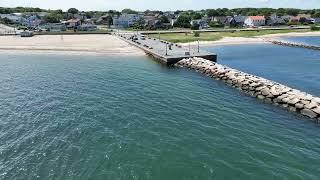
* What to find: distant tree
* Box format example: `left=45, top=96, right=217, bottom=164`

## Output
left=287, top=9, right=300, bottom=16
left=67, top=8, right=79, bottom=15
left=54, top=9, right=64, bottom=14
left=207, top=9, right=220, bottom=17
left=209, top=21, right=224, bottom=28
left=192, top=13, right=202, bottom=20
left=173, top=13, right=191, bottom=28
left=312, top=11, right=320, bottom=18
left=44, top=13, right=63, bottom=23
left=247, top=10, right=258, bottom=16
left=85, top=11, right=94, bottom=19
left=191, top=23, right=200, bottom=30
left=121, top=9, right=138, bottom=14
left=132, top=17, right=145, bottom=29
left=158, top=15, right=170, bottom=23
left=106, top=15, right=113, bottom=28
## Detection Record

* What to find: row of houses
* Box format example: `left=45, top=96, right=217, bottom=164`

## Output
left=190, top=14, right=320, bottom=29
left=2, top=11, right=320, bottom=31
left=111, top=13, right=320, bottom=29
left=39, top=19, right=97, bottom=32
left=0, top=13, right=98, bottom=32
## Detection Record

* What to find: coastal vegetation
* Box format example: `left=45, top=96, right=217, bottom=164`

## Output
left=149, top=29, right=313, bottom=43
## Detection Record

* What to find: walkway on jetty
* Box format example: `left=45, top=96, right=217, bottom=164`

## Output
left=116, top=33, right=217, bottom=65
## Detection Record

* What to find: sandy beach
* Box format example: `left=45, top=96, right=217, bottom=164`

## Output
left=181, top=31, right=320, bottom=47
left=0, top=34, right=144, bottom=56
left=0, top=31, right=319, bottom=54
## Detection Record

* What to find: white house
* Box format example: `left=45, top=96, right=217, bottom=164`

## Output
left=113, top=14, right=142, bottom=28
left=311, top=18, right=320, bottom=24
left=244, top=16, right=266, bottom=27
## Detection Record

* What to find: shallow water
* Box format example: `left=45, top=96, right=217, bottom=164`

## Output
left=1, top=52, right=320, bottom=179
left=205, top=43, right=320, bottom=96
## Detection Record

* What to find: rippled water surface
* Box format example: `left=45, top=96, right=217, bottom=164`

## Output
left=1, top=52, right=320, bottom=179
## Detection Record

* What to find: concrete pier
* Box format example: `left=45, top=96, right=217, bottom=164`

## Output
left=116, top=33, right=217, bottom=65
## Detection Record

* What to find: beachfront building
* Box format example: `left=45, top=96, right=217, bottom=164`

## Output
left=213, top=16, right=227, bottom=24
left=40, top=23, right=67, bottom=32
left=266, top=14, right=286, bottom=26
left=244, top=16, right=266, bottom=27
left=113, top=14, right=142, bottom=28
left=78, top=24, right=97, bottom=31
left=225, top=15, right=246, bottom=27
left=190, top=19, right=209, bottom=29
left=21, top=15, right=42, bottom=28
left=64, top=18, right=81, bottom=29
left=170, top=19, right=177, bottom=26
left=0, top=14, right=24, bottom=24
left=311, top=18, right=320, bottom=24
left=289, top=16, right=300, bottom=23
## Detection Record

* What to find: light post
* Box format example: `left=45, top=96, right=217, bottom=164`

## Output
left=197, top=40, right=200, bottom=53
left=165, top=43, right=168, bottom=56
left=189, top=43, right=191, bottom=55
left=158, top=32, right=160, bottom=40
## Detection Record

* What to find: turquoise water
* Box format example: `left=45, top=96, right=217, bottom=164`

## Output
left=205, top=43, right=320, bottom=96
left=1, top=52, right=320, bottom=179
left=282, top=36, right=320, bottom=46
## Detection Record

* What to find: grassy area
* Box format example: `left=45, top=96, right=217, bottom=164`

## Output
left=149, top=29, right=312, bottom=43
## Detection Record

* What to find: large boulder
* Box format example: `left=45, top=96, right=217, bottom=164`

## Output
left=288, top=98, right=300, bottom=105
left=301, top=109, right=318, bottom=118
left=261, top=88, right=270, bottom=96
left=270, top=87, right=281, bottom=96
left=257, top=95, right=265, bottom=100
left=295, top=103, right=304, bottom=109
left=312, top=107, right=320, bottom=115
left=305, top=102, right=318, bottom=109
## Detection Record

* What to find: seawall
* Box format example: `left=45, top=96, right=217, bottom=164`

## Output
left=269, top=40, right=320, bottom=51
left=176, top=57, right=320, bottom=122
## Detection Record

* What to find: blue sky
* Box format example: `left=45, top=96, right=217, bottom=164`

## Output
left=1, top=0, right=319, bottom=11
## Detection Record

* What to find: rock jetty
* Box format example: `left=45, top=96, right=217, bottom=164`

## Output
left=176, top=57, right=320, bottom=122
left=269, top=40, right=320, bottom=51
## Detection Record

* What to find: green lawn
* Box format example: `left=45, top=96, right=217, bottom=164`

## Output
left=148, top=29, right=312, bottom=43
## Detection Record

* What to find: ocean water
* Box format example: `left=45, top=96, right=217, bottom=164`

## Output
left=205, top=43, right=320, bottom=96
left=281, top=36, right=320, bottom=46
left=1, top=51, right=320, bottom=180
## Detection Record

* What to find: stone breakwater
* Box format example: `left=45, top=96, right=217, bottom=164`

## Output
left=176, top=57, right=320, bottom=122
left=269, top=40, right=320, bottom=51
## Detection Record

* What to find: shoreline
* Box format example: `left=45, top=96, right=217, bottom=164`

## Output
left=0, top=31, right=319, bottom=54
left=0, top=34, right=144, bottom=56
left=180, top=31, right=320, bottom=47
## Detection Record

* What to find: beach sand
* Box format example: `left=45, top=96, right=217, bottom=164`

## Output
left=0, top=34, right=144, bottom=56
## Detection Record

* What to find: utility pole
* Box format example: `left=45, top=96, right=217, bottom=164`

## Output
left=189, top=43, right=191, bottom=55
left=158, top=32, right=160, bottom=40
